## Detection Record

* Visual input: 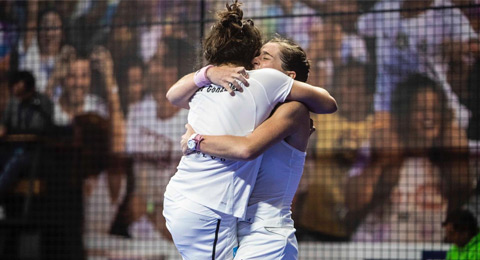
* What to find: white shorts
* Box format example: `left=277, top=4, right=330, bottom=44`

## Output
left=234, top=219, right=298, bottom=260
left=163, top=192, right=238, bottom=260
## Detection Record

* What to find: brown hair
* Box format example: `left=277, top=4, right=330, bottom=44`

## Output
left=203, top=0, right=262, bottom=70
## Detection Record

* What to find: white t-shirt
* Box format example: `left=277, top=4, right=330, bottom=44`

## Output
left=53, top=93, right=108, bottom=126
left=166, top=68, right=294, bottom=219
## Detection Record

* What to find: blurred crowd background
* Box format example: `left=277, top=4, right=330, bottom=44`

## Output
left=0, top=0, right=479, bottom=259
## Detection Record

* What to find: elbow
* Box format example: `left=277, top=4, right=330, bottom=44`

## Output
left=165, top=90, right=176, bottom=105
left=315, top=97, right=338, bottom=114
left=166, top=90, right=188, bottom=109
left=325, top=97, right=338, bottom=114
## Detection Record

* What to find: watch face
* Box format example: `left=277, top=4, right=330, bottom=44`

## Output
left=187, top=139, right=196, bottom=149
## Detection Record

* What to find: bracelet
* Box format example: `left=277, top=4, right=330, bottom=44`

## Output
left=194, top=65, right=214, bottom=87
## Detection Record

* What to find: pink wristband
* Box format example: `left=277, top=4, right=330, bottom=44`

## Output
left=194, top=65, right=214, bottom=87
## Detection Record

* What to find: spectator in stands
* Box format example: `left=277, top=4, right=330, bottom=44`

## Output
left=106, top=0, right=141, bottom=115
left=443, top=209, right=480, bottom=260
left=137, top=1, right=163, bottom=63
left=44, top=44, right=76, bottom=100
left=0, top=70, right=53, bottom=137
left=66, top=0, right=119, bottom=55
left=304, top=0, right=368, bottom=66
left=52, top=46, right=124, bottom=152
left=120, top=59, right=146, bottom=117
left=46, top=45, right=128, bottom=236
left=125, top=48, right=186, bottom=240
left=0, top=70, right=53, bottom=192
left=296, top=61, right=374, bottom=241
left=265, top=0, right=316, bottom=48
left=53, top=51, right=108, bottom=125
left=18, top=5, right=66, bottom=93
left=304, top=0, right=369, bottom=91
left=357, top=0, right=479, bottom=129
left=0, top=1, right=19, bottom=115
left=346, top=73, right=475, bottom=242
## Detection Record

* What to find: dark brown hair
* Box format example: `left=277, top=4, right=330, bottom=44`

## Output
left=269, top=36, right=310, bottom=82
left=203, top=1, right=262, bottom=70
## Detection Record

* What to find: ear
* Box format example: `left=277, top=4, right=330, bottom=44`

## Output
left=286, top=70, right=296, bottom=80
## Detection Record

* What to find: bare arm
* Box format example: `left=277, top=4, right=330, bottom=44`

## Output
left=287, top=80, right=338, bottom=114
left=345, top=116, right=403, bottom=212
left=167, top=66, right=337, bottom=114
left=166, top=66, right=249, bottom=109
left=181, top=102, right=310, bottom=160
left=91, top=46, right=126, bottom=153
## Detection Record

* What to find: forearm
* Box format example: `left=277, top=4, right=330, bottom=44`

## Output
left=166, top=73, right=197, bottom=109
left=198, top=135, right=260, bottom=160
left=186, top=102, right=306, bottom=160
left=288, top=82, right=337, bottom=114
left=306, top=87, right=337, bottom=114
left=105, top=74, right=126, bottom=153
left=345, top=167, right=381, bottom=212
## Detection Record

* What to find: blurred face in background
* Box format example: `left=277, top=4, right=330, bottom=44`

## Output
left=411, top=87, right=442, bottom=146
left=12, top=80, right=30, bottom=100
left=38, top=11, right=63, bottom=56
left=67, top=59, right=91, bottom=106
left=147, top=58, right=178, bottom=106
left=327, top=0, right=359, bottom=32
left=335, top=66, right=370, bottom=121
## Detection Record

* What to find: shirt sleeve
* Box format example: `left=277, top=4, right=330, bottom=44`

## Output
left=254, top=68, right=294, bottom=105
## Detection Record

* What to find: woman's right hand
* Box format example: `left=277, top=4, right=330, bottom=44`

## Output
left=206, top=65, right=249, bottom=95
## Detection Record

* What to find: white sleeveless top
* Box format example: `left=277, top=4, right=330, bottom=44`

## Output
left=242, top=140, right=306, bottom=226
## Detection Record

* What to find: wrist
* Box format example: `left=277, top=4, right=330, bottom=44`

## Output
left=186, top=133, right=204, bottom=154
left=194, top=65, right=214, bottom=87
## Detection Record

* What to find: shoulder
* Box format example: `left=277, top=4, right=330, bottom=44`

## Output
left=249, top=68, right=285, bottom=78
left=272, top=101, right=309, bottom=121
left=248, top=68, right=293, bottom=93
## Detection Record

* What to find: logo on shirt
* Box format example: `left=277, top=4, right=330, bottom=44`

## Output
left=190, top=151, right=226, bottom=162
left=199, top=85, right=232, bottom=93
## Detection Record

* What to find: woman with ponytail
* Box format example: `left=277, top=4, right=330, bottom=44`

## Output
left=163, top=2, right=336, bottom=259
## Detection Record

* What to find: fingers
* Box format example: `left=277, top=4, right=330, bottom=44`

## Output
left=235, top=67, right=249, bottom=86
left=223, top=82, right=237, bottom=96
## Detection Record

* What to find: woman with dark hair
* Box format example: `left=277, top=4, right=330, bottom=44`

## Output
left=163, top=1, right=336, bottom=259
left=19, top=5, right=65, bottom=94
left=346, top=73, right=474, bottom=243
